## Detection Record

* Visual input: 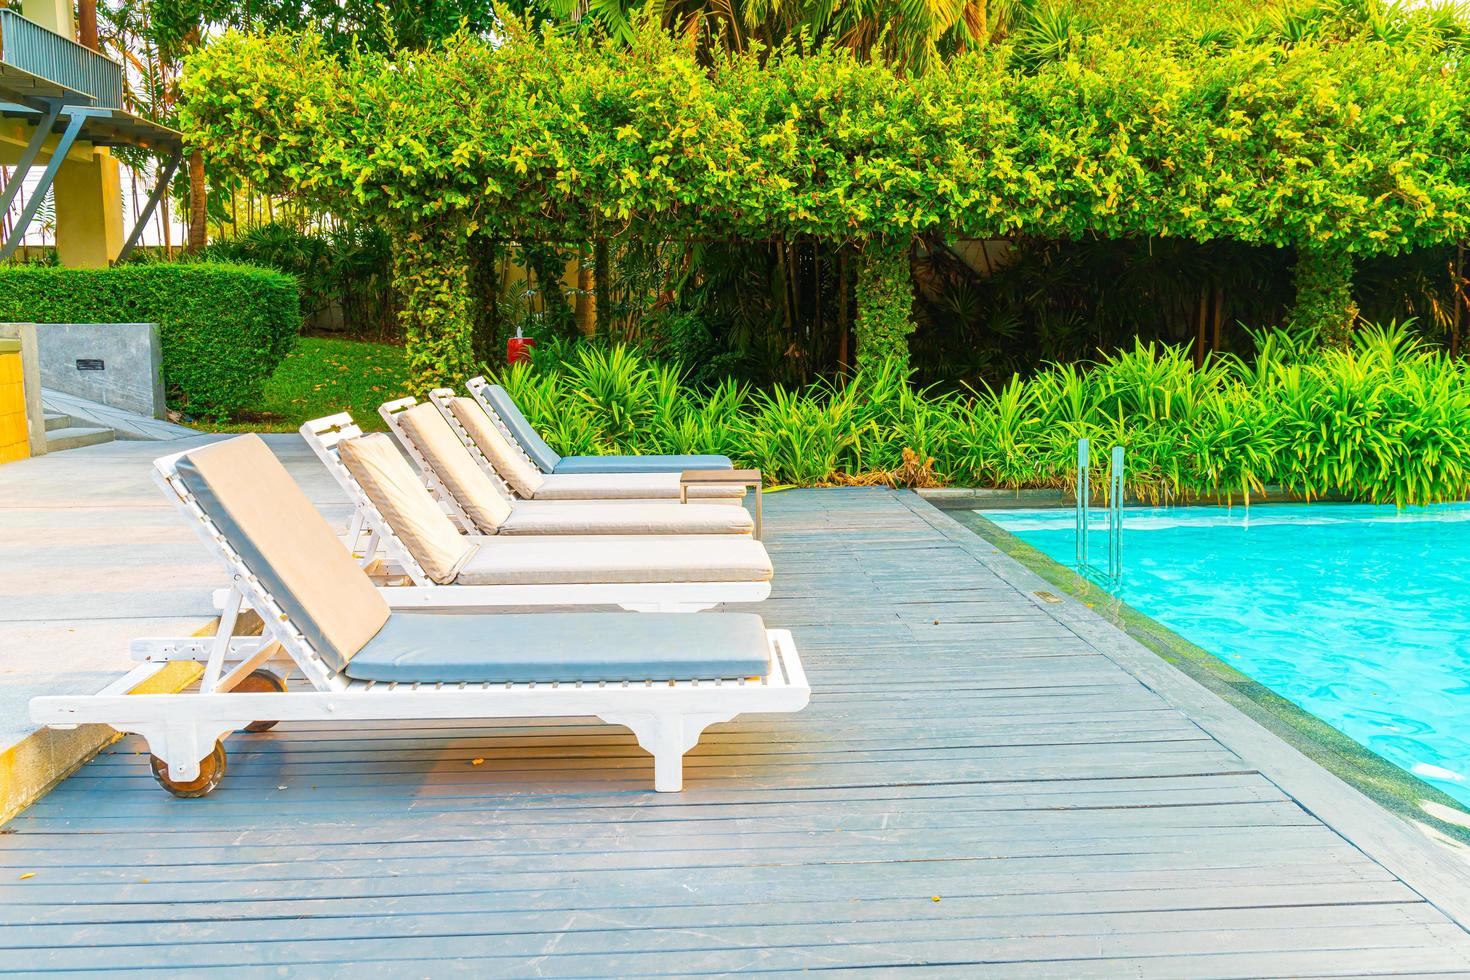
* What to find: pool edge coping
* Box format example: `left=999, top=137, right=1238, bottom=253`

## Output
left=899, top=490, right=1470, bottom=932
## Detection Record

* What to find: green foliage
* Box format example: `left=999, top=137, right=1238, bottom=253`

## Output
left=1288, top=244, right=1358, bottom=348
left=203, top=221, right=396, bottom=338
left=179, top=7, right=1470, bottom=382
left=640, top=309, right=748, bottom=386
left=476, top=331, right=1470, bottom=504
left=395, top=225, right=476, bottom=392
left=853, top=239, right=918, bottom=371
left=0, top=263, right=299, bottom=417
left=182, top=20, right=1470, bottom=251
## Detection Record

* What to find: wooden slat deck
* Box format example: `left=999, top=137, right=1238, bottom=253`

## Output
left=5, top=487, right=1470, bottom=975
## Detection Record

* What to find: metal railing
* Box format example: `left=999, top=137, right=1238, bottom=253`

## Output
left=1075, top=438, right=1125, bottom=584
left=0, top=10, right=123, bottom=108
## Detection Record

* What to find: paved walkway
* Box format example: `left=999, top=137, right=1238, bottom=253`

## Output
left=40, top=388, right=199, bottom=442
left=3, top=451, right=1470, bottom=974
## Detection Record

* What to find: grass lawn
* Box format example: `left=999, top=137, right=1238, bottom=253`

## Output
left=196, top=335, right=409, bottom=432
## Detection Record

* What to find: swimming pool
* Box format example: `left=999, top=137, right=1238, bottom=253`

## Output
left=962, top=502, right=1470, bottom=808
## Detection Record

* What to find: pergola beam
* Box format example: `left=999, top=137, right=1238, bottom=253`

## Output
left=0, top=105, right=109, bottom=260
left=0, top=101, right=60, bottom=218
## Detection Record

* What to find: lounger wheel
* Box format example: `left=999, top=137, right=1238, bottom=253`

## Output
left=150, top=741, right=227, bottom=798
left=234, top=669, right=287, bottom=732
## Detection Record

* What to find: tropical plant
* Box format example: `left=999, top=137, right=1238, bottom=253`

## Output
left=473, top=329, right=1470, bottom=503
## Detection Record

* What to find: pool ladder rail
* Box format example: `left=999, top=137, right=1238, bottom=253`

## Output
left=1075, top=438, right=1124, bottom=585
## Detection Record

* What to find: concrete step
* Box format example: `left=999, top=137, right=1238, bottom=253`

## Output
left=45, top=425, right=115, bottom=453
left=43, top=412, right=71, bottom=432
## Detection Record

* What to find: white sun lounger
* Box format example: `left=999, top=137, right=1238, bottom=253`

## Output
left=377, top=399, right=756, bottom=536
left=302, top=413, right=773, bottom=612
left=427, top=388, right=746, bottom=505
left=466, top=375, right=734, bottom=475
left=29, top=435, right=809, bottom=797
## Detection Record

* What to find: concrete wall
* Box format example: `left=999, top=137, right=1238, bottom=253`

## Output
left=34, top=322, right=165, bottom=419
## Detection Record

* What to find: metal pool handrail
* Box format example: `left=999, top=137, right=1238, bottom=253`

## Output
left=1075, top=438, right=1124, bottom=584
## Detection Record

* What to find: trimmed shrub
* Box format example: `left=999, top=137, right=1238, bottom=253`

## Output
left=0, top=263, right=300, bottom=417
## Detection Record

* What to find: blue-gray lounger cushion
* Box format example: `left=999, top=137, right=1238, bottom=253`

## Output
left=482, top=385, right=562, bottom=473
left=553, top=454, right=734, bottom=474
left=483, top=383, right=734, bottom=474
left=344, top=612, right=772, bottom=683
left=177, top=435, right=391, bottom=674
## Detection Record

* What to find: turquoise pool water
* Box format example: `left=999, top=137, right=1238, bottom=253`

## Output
left=971, top=502, right=1470, bottom=808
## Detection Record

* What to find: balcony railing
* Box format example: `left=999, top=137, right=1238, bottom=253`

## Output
left=0, top=9, right=123, bottom=109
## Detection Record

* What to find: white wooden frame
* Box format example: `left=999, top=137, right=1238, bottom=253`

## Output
left=465, top=375, right=549, bottom=473
left=29, top=448, right=810, bottom=793
left=378, top=396, right=489, bottom=529
left=425, top=389, right=738, bottom=508
left=303, top=413, right=771, bottom=612
left=427, top=387, right=539, bottom=496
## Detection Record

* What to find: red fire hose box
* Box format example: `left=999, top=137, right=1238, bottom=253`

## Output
left=507, top=335, right=535, bottom=365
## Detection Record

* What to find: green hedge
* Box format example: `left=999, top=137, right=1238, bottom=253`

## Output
left=0, top=263, right=300, bottom=417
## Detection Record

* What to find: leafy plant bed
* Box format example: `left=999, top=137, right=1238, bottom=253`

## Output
left=492, top=327, right=1470, bottom=503
left=211, top=326, right=1470, bottom=507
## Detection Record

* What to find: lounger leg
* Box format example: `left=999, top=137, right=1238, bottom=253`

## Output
left=134, top=721, right=239, bottom=781
left=601, top=711, right=736, bottom=792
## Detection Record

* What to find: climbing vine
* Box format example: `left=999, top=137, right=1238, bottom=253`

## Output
left=392, top=222, right=475, bottom=391
left=1288, top=246, right=1359, bottom=348
left=853, top=238, right=918, bottom=370
left=178, top=18, right=1470, bottom=380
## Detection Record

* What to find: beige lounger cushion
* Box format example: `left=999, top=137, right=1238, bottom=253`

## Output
left=176, top=434, right=388, bottom=673
left=338, top=433, right=477, bottom=585
left=447, top=397, right=545, bottom=498
left=534, top=472, right=745, bottom=502
left=454, top=535, right=773, bottom=585
left=501, top=500, right=754, bottom=535
left=397, top=402, right=513, bottom=533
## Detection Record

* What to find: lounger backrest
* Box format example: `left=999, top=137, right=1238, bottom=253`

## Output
left=480, top=382, right=561, bottom=473
left=337, top=433, right=478, bottom=584
left=446, top=396, right=545, bottom=497
left=394, top=402, right=515, bottom=533
left=174, top=434, right=389, bottom=674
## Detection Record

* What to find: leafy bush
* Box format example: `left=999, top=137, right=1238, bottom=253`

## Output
left=639, top=309, right=747, bottom=387
left=204, top=222, right=396, bottom=339
left=482, top=329, right=1470, bottom=504
left=0, top=263, right=300, bottom=417
left=181, top=17, right=1470, bottom=380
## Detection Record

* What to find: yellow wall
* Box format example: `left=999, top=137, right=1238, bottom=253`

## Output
left=0, top=345, right=30, bottom=464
